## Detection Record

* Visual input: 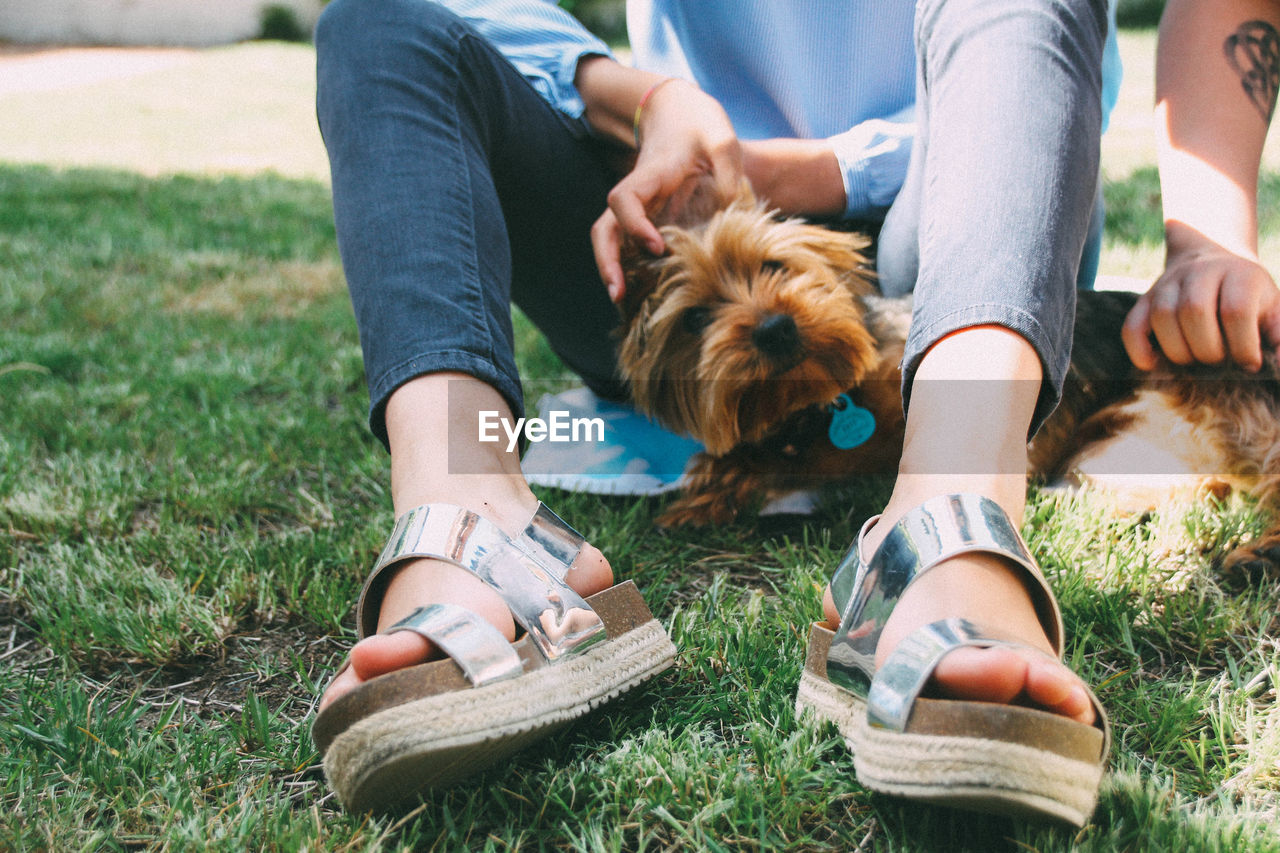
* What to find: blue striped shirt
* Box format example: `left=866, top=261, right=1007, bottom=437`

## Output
left=435, top=0, right=1119, bottom=221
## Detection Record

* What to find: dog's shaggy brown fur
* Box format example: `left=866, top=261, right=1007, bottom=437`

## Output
left=616, top=192, right=1280, bottom=573
left=619, top=196, right=879, bottom=456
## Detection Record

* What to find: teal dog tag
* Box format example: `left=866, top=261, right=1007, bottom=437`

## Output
left=828, top=394, right=876, bottom=449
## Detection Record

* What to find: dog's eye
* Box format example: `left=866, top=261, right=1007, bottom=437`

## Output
left=681, top=306, right=713, bottom=335
left=761, top=259, right=786, bottom=274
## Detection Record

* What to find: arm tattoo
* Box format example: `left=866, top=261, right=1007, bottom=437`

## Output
left=1224, top=19, right=1280, bottom=123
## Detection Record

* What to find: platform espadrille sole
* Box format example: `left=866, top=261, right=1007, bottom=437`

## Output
left=796, top=626, right=1105, bottom=828
left=319, top=583, right=675, bottom=812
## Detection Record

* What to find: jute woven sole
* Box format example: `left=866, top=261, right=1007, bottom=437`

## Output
left=317, top=582, right=676, bottom=812
left=796, top=623, right=1106, bottom=827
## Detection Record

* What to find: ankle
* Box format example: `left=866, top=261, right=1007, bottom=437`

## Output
left=385, top=372, right=535, bottom=527
left=391, top=477, right=539, bottom=536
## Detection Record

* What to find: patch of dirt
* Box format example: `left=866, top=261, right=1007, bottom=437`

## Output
left=0, top=593, right=347, bottom=731
left=0, top=45, right=196, bottom=97
left=163, top=259, right=346, bottom=321
left=118, top=622, right=346, bottom=723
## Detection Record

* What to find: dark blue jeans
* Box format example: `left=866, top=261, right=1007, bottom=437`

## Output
left=317, top=0, right=1106, bottom=445
left=317, top=0, right=626, bottom=446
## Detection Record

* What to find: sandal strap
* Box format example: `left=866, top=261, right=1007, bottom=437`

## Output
left=512, top=503, right=584, bottom=582
left=866, top=617, right=1110, bottom=753
left=827, top=494, right=1064, bottom=697
left=355, top=503, right=605, bottom=663
left=867, top=617, right=1014, bottom=730
left=357, top=504, right=501, bottom=638
left=386, top=603, right=524, bottom=687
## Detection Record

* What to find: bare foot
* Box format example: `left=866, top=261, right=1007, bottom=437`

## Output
left=320, top=491, right=613, bottom=711
left=822, top=509, right=1095, bottom=726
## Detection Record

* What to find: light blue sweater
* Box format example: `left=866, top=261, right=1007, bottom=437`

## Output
left=433, top=0, right=1120, bottom=220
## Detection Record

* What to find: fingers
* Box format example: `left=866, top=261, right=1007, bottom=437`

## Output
left=1127, top=280, right=1201, bottom=368
left=608, top=176, right=666, bottom=254
left=1220, top=267, right=1265, bottom=371
left=591, top=209, right=627, bottom=302
left=1139, top=274, right=1219, bottom=365
left=590, top=81, right=742, bottom=303
left=593, top=166, right=674, bottom=303
left=1125, top=254, right=1278, bottom=371
left=1262, top=295, right=1280, bottom=353
left=592, top=155, right=682, bottom=302
left=1173, top=277, right=1227, bottom=364
left=1121, top=293, right=1159, bottom=371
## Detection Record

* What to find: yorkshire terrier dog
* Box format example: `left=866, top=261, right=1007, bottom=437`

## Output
left=616, top=189, right=1280, bottom=572
left=615, top=188, right=899, bottom=525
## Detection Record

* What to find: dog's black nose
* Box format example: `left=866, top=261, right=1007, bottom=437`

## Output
left=752, top=313, right=801, bottom=362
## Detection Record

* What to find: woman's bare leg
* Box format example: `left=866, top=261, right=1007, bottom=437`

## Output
left=320, top=373, right=613, bottom=709
left=823, top=327, right=1094, bottom=724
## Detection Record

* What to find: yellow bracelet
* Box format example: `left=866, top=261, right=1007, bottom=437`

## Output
left=632, top=78, right=678, bottom=148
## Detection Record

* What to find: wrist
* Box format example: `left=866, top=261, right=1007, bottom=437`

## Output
left=575, top=56, right=669, bottom=148
left=739, top=140, right=773, bottom=198
left=741, top=138, right=844, bottom=217
left=1164, top=219, right=1260, bottom=264
left=632, top=78, right=680, bottom=148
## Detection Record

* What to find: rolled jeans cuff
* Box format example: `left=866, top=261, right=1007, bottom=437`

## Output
left=900, top=300, right=1074, bottom=438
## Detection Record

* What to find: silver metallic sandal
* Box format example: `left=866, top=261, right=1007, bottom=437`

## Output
left=313, top=502, right=677, bottom=811
left=795, top=493, right=1109, bottom=826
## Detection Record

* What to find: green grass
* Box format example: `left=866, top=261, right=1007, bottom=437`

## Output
left=3, top=164, right=1280, bottom=852
left=3, top=32, right=1280, bottom=853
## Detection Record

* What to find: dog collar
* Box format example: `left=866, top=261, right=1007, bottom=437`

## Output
left=828, top=393, right=876, bottom=449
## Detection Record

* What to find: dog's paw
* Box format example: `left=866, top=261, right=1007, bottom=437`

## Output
left=1217, top=533, right=1280, bottom=588
left=656, top=494, right=741, bottom=528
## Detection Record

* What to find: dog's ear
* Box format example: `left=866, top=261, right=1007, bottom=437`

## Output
left=617, top=177, right=757, bottom=324
left=677, top=177, right=755, bottom=225
left=797, top=225, right=876, bottom=296
left=731, top=178, right=757, bottom=208
left=650, top=175, right=753, bottom=230
left=618, top=238, right=666, bottom=325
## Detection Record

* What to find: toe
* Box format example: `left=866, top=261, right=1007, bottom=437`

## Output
left=821, top=586, right=839, bottom=627
left=567, top=541, right=614, bottom=597
left=930, top=645, right=1026, bottom=706
left=319, top=513, right=611, bottom=713
left=350, top=630, right=435, bottom=682
left=317, top=630, right=439, bottom=711
left=1025, top=656, right=1096, bottom=725
left=931, top=646, right=1096, bottom=725
left=318, top=663, right=363, bottom=711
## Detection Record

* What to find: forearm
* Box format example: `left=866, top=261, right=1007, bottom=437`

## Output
left=741, top=138, right=846, bottom=218
left=1156, top=0, right=1280, bottom=258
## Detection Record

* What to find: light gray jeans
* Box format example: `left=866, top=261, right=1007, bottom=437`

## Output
left=877, top=0, right=1107, bottom=430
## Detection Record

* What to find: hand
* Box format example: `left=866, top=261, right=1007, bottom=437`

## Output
left=592, top=79, right=741, bottom=302
left=1122, top=245, right=1280, bottom=372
